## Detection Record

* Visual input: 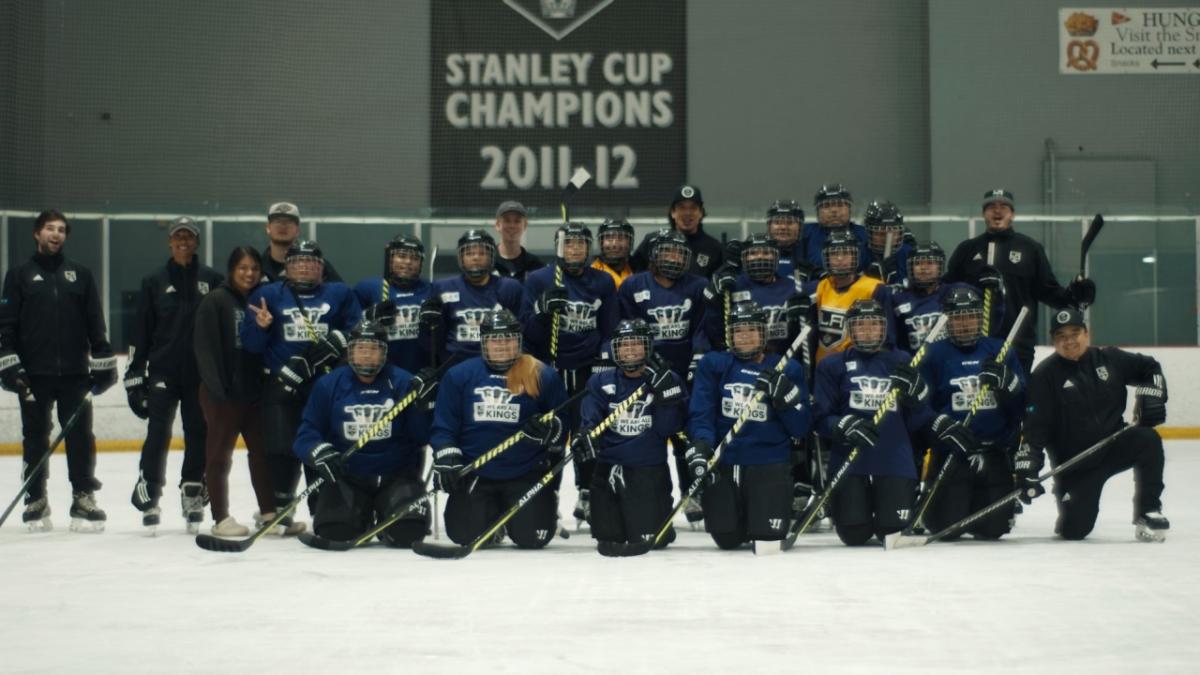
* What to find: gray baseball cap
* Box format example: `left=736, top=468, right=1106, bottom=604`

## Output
left=169, top=217, right=200, bottom=237
left=982, top=189, right=1015, bottom=211
left=495, top=200, right=527, bottom=218
left=268, top=202, right=301, bottom=221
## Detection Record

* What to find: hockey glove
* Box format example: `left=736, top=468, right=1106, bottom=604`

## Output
left=687, top=352, right=704, bottom=386
left=702, top=264, right=738, bottom=308
left=783, top=292, right=812, bottom=324
left=683, top=439, right=714, bottom=484
left=755, top=369, right=802, bottom=412
left=1067, top=276, right=1097, bottom=307
left=432, top=446, right=465, bottom=493
left=866, top=257, right=898, bottom=284
left=979, top=361, right=1020, bottom=400
left=643, top=354, right=684, bottom=407
left=534, top=286, right=569, bottom=317
left=0, top=351, right=31, bottom=396
left=931, top=414, right=977, bottom=457
left=572, top=433, right=599, bottom=463
left=1013, top=443, right=1045, bottom=504
left=889, top=363, right=928, bottom=407
left=311, top=443, right=345, bottom=484
left=977, top=265, right=1005, bottom=295
left=833, top=415, right=878, bottom=450
left=307, top=330, right=348, bottom=371
left=363, top=299, right=397, bottom=325
left=124, top=375, right=151, bottom=420
left=410, top=367, right=440, bottom=411
left=277, top=355, right=315, bottom=395
left=521, top=414, right=564, bottom=448
left=88, top=355, right=118, bottom=396
left=1134, top=394, right=1166, bottom=428
left=419, top=296, right=443, bottom=332
left=793, top=260, right=817, bottom=285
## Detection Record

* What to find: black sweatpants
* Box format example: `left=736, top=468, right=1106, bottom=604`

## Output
left=1053, top=426, right=1165, bottom=541
left=589, top=462, right=674, bottom=547
left=700, top=461, right=793, bottom=549
left=313, top=467, right=429, bottom=547
left=136, top=374, right=207, bottom=493
left=833, top=474, right=917, bottom=546
left=560, top=365, right=593, bottom=489
left=20, top=374, right=98, bottom=499
left=443, top=468, right=558, bottom=549
left=262, top=380, right=316, bottom=516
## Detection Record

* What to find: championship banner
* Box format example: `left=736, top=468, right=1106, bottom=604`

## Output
left=431, top=0, right=687, bottom=208
left=1060, top=7, right=1200, bottom=74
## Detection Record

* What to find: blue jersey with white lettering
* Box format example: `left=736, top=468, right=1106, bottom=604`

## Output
left=892, top=282, right=1001, bottom=354
left=799, top=222, right=870, bottom=272
left=617, top=271, right=709, bottom=377
left=813, top=347, right=936, bottom=478
left=520, top=265, right=618, bottom=369
left=240, top=281, right=363, bottom=374
left=704, top=272, right=797, bottom=355
left=581, top=368, right=686, bottom=468
left=292, top=365, right=429, bottom=477
left=920, top=337, right=1025, bottom=447
left=428, top=274, right=524, bottom=362
left=430, top=356, right=568, bottom=480
left=354, top=277, right=433, bottom=373
left=688, top=351, right=811, bottom=466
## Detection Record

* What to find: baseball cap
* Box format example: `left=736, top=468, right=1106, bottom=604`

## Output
left=495, top=200, right=527, bottom=218
left=982, top=189, right=1015, bottom=211
left=1050, top=307, right=1087, bottom=336
left=169, top=217, right=200, bottom=237
left=671, top=184, right=703, bottom=207
left=268, top=202, right=301, bottom=221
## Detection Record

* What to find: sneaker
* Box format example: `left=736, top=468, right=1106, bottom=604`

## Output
left=69, top=491, right=107, bottom=533
left=180, top=482, right=207, bottom=534
left=1135, top=511, right=1169, bottom=543
left=211, top=516, right=250, bottom=537
left=254, top=511, right=307, bottom=536
left=22, top=496, right=53, bottom=532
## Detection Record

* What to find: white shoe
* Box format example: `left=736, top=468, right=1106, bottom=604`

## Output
left=211, top=516, right=250, bottom=537
left=254, top=511, right=307, bottom=536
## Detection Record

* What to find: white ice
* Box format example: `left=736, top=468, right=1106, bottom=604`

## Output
left=2, top=444, right=1197, bottom=674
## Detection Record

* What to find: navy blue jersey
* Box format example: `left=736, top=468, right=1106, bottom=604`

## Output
left=892, top=282, right=1002, bottom=354
left=293, top=365, right=430, bottom=477
left=865, top=244, right=912, bottom=286
left=798, top=222, right=870, bottom=272
left=428, top=275, right=523, bottom=361
left=354, top=277, right=433, bottom=372
left=776, top=247, right=809, bottom=292
left=520, top=265, right=618, bottom=369
left=687, top=352, right=811, bottom=466
left=240, top=281, right=363, bottom=374
left=704, top=272, right=796, bottom=355
left=617, top=271, right=710, bottom=376
left=919, top=338, right=1025, bottom=447
left=581, top=368, right=686, bottom=467
left=813, top=347, right=936, bottom=478
left=430, top=357, right=568, bottom=480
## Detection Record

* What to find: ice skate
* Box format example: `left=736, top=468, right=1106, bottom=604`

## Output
left=573, top=488, right=591, bottom=532
left=68, top=491, right=106, bottom=533
left=254, top=511, right=306, bottom=536
left=683, top=496, right=704, bottom=531
left=1134, top=511, right=1169, bottom=543
left=22, top=496, right=53, bottom=532
left=142, top=506, right=161, bottom=536
left=180, top=482, right=207, bottom=535
left=211, top=516, right=250, bottom=537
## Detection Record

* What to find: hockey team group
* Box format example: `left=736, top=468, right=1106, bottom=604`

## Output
left=0, top=182, right=1171, bottom=556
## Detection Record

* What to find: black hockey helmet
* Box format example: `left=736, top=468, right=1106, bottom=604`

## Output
left=766, top=199, right=804, bottom=249
left=555, top=222, right=593, bottom=275
left=285, top=239, right=324, bottom=291
left=610, top=319, right=654, bottom=373
left=479, top=309, right=522, bottom=372
left=727, top=300, right=768, bottom=360
left=907, top=241, right=946, bottom=290
left=941, top=286, right=984, bottom=347
left=597, top=218, right=634, bottom=268
left=766, top=199, right=805, bottom=224
left=862, top=201, right=905, bottom=256
left=846, top=299, right=887, bottom=353
left=814, top=183, right=853, bottom=208
left=457, top=229, right=496, bottom=281
left=821, top=228, right=860, bottom=278
left=649, top=228, right=692, bottom=280
left=740, top=233, right=780, bottom=284
left=384, top=234, right=424, bottom=286
left=347, top=319, right=388, bottom=378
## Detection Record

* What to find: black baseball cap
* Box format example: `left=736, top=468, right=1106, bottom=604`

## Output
left=1050, top=307, right=1087, bottom=336
left=670, top=184, right=703, bottom=207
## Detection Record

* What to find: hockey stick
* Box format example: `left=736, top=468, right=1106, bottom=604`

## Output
left=415, top=385, right=650, bottom=559
left=886, top=424, right=1134, bottom=550
left=982, top=242, right=995, bottom=336
left=903, top=305, right=1030, bottom=535
left=551, top=168, right=591, bottom=364
left=1075, top=214, right=1104, bottom=310
left=599, top=324, right=812, bottom=557
left=0, top=392, right=93, bottom=529
left=780, top=314, right=950, bottom=551
left=298, top=386, right=590, bottom=551
left=196, top=356, right=456, bottom=553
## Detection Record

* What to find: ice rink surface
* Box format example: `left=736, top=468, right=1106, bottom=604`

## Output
left=2, top=444, right=1197, bottom=674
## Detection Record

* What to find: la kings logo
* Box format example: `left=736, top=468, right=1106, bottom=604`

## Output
left=612, top=399, right=652, bottom=436
left=561, top=299, right=601, bottom=333
left=905, top=312, right=946, bottom=350
left=647, top=299, right=692, bottom=340
left=849, top=376, right=898, bottom=413
left=473, top=386, right=521, bottom=423
left=721, top=383, right=767, bottom=422
left=388, top=304, right=421, bottom=340
left=949, top=375, right=996, bottom=411
left=282, top=304, right=331, bottom=342
left=342, top=399, right=396, bottom=441
left=818, top=306, right=847, bottom=348
left=455, top=305, right=501, bottom=342
left=762, top=304, right=787, bottom=340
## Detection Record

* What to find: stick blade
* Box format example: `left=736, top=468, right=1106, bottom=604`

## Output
left=194, top=533, right=252, bottom=553
left=596, top=540, right=653, bottom=557
left=411, top=540, right=471, bottom=559
left=884, top=531, right=928, bottom=550
left=298, top=532, right=355, bottom=552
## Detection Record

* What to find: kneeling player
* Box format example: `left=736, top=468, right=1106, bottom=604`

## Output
left=687, top=302, right=811, bottom=550
left=575, top=320, right=687, bottom=549
left=293, top=321, right=433, bottom=547
left=814, top=300, right=972, bottom=546
left=430, top=310, right=568, bottom=549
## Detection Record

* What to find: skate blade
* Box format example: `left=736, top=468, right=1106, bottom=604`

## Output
left=69, top=518, right=105, bottom=533
left=25, top=518, right=53, bottom=533
left=186, top=522, right=201, bottom=535
left=752, top=540, right=782, bottom=556
left=143, top=526, right=158, bottom=537
left=1135, top=524, right=1167, bottom=543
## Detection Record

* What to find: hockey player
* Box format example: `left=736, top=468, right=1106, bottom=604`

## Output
left=861, top=200, right=911, bottom=286
left=765, top=199, right=812, bottom=288
left=430, top=310, right=568, bottom=549
left=241, top=240, right=362, bottom=533
left=420, top=229, right=524, bottom=364
left=945, top=189, right=1094, bottom=375
left=804, top=229, right=893, bottom=364
left=493, top=200, right=545, bottom=281
left=686, top=302, right=811, bottom=549
left=591, top=218, right=635, bottom=288
left=126, top=217, right=224, bottom=533
left=630, top=185, right=724, bottom=277
left=918, top=287, right=1025, bottom=540
left=1017, top=308, right=1169, bottom=542
left=521, top=223, right=617, bottom=524
left=193, top=246, right=273, bottom=537
left=260, top=202, right=342, bottom=283
left=797, top=183, right=870, bottom=274
left=892, top=241, right=1003, bottom=353
left=353, top=234, right=433, bottom=374
left=702, top=234, right=799, bottom=355
left=813, top=300, right=973, bottom=546
left=575, top=319, right=687, bottom=549
left=0, top=210, right=117, bottom=531
left=294, top=320, right=431, bottom=546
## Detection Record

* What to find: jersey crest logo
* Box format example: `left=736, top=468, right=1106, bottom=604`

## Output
left=64, top=270, right=77, bottom=283
left=695, top=253, right=710, bottom=269
left=282, top=304, right=332, bottom=342
left=198, top=281, right=210, bottom=295
left=721, top=383, right=768, bottom=422
left=560, top=299, right=600, bottom=333
left=818, top=306, right=848, bottom=348
left=762, top=304, right=788, bottom=340
left=849, top=375, right=898, bottom=412
left=1009, top=251, right=1022, bottom=264
left=905, top=312, right=946, bottom=350
left=342, top=399, right=396, bottom=441
left=611, top=399, right=652, bottom=435
left=646, top=299, right=692, bottom=340
left=388, top=304, right=421, bottom=340
left=949, top=375, right=996, bottom=411
left=472, top=386, right=521, bottom=423
left=455, top=305, right=501, bottom=343
left=1095, top=366, right=1109, bottom=381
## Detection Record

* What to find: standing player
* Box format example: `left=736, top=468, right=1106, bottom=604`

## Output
left=797, top=183, right=870, bottom=274
left=591, top=218, right=636, bottom=288
left=918, top=287, right=1025, bottom=540
left=353, top=234, right=432, bottom=374
left=1017, top=308, right=1169, bottom=542
left=687, top=302, right=811, bottom=550
left=631, top=185, right=724, bottom=277
left=861, top=200, right=911, bottom=286
left=493, top=200, right=545, bottom=281
left=241, top=240, right=361, bottom=533
left=430, top=310, right=568, bottom=549
left=576, top=319, right=687, bottom=549
left=765, top=199, right=811, bottom=288
left=293, top=320, right=431, bottom=547
left=703, top=234, right=797, bottom=355
left=805, top=229, right=893, bottom=364
left=0, top=210, right=118, bottom=531
left=892, top=241, right=1003, bottom=354
left=420, top=230, right=523, bottom=364
left=260, top=202, right=342, bottom=283
left=125, top=217, right=224, bottom=532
